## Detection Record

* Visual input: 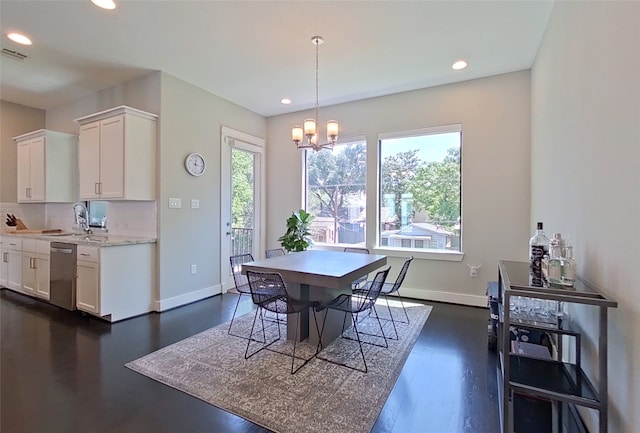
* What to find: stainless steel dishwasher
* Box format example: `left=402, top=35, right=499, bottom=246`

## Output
left=50, top=242, right=77, bottom=310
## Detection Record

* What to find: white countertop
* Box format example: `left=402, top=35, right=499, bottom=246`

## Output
left=2, top=231, right=156, bottom=247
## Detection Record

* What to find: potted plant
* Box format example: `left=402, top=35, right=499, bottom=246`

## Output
left=278, top=209, right=315, bottom=252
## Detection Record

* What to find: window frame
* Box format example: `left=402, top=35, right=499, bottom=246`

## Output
left=375, top=124, right=464, bottom=262
left=303, top=135, right=368, bottom=248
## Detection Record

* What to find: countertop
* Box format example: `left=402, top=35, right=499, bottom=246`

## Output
left=1, top=231, right=157, bottom=247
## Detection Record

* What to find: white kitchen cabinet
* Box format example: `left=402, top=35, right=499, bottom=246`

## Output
left=76, top=243, right=155, bottom=321
left=0, top=237, right=23, bottom=292
left=76, top=246, right=100, bottom=314
left=74, top=106, right=158, bottom=200
left=0, top=237, right=8, bottom=287
left=21, top=239, right=50, bottom=300
left=13, top=129, right=77, bottom=203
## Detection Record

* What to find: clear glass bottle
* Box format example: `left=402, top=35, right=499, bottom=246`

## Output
left=529, top=222, right=549, bottom=287
left=550, top=232, right=566, bottom=253
left=561, top=245, right=577, bottom=286
left=547, top=245, right=563, bottom=286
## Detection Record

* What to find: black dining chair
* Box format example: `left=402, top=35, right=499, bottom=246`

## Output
left=315, top=266, right=390, bottom=373
left=363, top=256, right=414, bottom=340
left=244, top=270, right=320, bottom=374
left=265, top=248, right=285, bottom=258
left=343, top=247, right=370, bottom=290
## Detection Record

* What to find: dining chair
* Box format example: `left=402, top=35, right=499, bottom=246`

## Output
left=343, top=247, right=370, bottom=290
left=265, top=248, right=285, bottom=258
left=244, top=270, right=320, bottom=374
left=315, top=266, right=390, bottom=373
left=364, top=256, right=414, bottom=340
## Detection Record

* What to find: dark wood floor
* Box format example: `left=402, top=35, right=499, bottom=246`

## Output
left=1, top=289, right=499, bottom=433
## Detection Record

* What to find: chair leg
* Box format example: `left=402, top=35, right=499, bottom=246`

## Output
left=228, top=292, right=244, bottom=335
left=244, top=307, right=278, bottom=360
left=383, top=297, right=399, bottom=341
left=350, top=312, right=369, bottom=373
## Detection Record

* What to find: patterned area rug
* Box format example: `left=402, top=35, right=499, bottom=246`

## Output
left=126, top=301, right=432, bottom=433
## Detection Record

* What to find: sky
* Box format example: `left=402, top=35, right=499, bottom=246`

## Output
left=380, top=132, right=460, bottom=163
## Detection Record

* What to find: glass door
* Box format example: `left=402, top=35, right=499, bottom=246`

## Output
left=220, top=128, right=265, bottom=292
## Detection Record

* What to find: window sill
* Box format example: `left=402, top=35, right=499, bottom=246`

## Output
left=372, top=247, right=464, bottom=262
left=312, top=244, right=464, bottom=262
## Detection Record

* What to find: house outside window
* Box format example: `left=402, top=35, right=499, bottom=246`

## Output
left=305, top=139, right=367, bottom=246
left=379, top=124, right=462, bottom=252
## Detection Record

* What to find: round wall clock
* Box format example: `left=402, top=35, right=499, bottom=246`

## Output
left=185, top=152, right=206, bottom=176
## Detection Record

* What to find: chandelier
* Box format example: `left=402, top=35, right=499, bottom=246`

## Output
left=291, top=36, right=339, bottom=152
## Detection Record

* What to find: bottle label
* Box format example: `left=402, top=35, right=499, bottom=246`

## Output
left=530, top=245, right=546, bottom=287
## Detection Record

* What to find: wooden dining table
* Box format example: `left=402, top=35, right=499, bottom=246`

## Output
left=242, top=249, right=387, bottom=346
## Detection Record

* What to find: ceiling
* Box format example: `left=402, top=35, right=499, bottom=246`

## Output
left=0, top=1, right=554, bottom=117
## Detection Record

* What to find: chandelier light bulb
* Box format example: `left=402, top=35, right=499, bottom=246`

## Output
left=303, top=119, right=316, bottom=138
left=327, top=120, right=339, bottom=143
left=292, top=126, right=303, bottom=144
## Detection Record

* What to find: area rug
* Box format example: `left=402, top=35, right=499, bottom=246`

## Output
left=126, top=300, right=432, bottom=433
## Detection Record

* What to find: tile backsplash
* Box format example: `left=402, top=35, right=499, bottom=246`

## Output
left=1, top=201, right=157, bottom=238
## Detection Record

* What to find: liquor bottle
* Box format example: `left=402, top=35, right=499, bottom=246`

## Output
left=561, top=245, right=577, bottom=286
left=529, top=222, right=549, bottom=286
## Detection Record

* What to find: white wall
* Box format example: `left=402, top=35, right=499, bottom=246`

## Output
left=266, top=71, right=532, bottom=305
left=156, top=73, right=266, bottom=308
left=0, top=101, right=45, bottom=202
left=531, top=2, right=640, bottom=432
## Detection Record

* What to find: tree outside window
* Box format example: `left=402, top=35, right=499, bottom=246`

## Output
left=305, top=140, right=366, bottom=246
left=379, top=126, right=461, bottom=251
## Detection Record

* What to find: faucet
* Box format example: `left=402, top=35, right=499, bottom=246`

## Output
left=73, top=202, right=92, bottom=234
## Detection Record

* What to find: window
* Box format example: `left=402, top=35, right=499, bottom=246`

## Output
left=87, top=200, right=108, bottom=228
left=379, top=125, right=461, bottom=252
left=305, top=139, right=366, bottom=246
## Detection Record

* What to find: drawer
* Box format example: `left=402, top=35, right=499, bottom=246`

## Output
left=4, top=238, right=22, bottom=251
left=77, top=246, right=99, bottom=263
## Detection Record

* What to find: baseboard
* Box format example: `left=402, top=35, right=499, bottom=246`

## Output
left=155, top=284, right=222, bottom=312
left=399, top=286, right=488, bottom=308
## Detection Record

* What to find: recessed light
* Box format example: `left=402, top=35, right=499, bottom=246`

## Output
left=452, top=60, right=468, bottom=70
left=91, top=0, right=116, bottom=10
left=280, top=98, right=292, bottom=105
left=7, top=32, right=32, bottom=46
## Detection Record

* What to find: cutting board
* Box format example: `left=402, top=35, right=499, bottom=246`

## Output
left=5, top=228, right=63, bottom=234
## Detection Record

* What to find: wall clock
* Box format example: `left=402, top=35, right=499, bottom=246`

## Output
left=185, top=152, right=206, bottom=176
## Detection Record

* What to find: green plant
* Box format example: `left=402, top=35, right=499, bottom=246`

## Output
left=278, top=209, right=315, bottom=252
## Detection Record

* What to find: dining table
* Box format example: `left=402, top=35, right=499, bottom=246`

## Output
left=242, top=249, right=387, bottom=346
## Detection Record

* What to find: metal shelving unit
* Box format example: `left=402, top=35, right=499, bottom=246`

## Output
left=497, top=260, right=617, bottom=433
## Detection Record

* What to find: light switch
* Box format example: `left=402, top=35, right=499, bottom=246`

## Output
left=191, top=199, right=200, bottom=209
left=169, top=198, right=182, bottom=209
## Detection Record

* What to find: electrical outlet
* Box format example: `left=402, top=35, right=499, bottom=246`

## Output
left=169, top=198, right=182, bottom=209
left=468, top=264, right=481, bottom=277
left=190, top=264, right=197, bottom=274
left=191, top=199, right=200, bottom=209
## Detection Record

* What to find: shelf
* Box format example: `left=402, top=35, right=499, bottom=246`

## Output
left=509, top=355, right=600, bottom=407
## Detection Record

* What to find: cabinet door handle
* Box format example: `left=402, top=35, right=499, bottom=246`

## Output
left=80, top=253, right=91, bottom=257
left=26, top=187, right=31, bottom=198
left=95, top=182, right=99, bottom=195
left=99, top=182, right=102, bottom=194
left=2, top=252, right=7, bottom=263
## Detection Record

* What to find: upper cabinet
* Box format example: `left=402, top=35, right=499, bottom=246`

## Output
left=74, top=106, right=158, bottom=201
left=13, top=129, right=77, bottom=203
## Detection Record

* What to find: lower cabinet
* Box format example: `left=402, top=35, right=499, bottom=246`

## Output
left=1, top=237, right=23, bottom=292
left=76, top=243, right=155, bottom=322
left=76, top=246, right=100, bottom=314
left=21, top=239, right=50, bottom=300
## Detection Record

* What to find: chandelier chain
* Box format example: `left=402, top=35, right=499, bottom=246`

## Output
left=315, top=36, right=319, bottom=129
